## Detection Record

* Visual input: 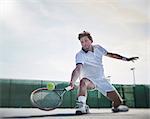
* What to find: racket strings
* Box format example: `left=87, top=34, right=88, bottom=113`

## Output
left=32, top=90, right=61, bottom=109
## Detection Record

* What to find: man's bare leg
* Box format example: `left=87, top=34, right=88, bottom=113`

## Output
left=78, top=78, right=95, bottom=97
left=76, top=78, right=95, bottom=114
left=107, top=90, right=128, bottom=112
left=107, top=90, right=123, bottom=108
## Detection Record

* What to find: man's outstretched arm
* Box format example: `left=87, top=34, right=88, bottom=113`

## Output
left=106, top=52, right=139, bottom=62
left=69, top=64, right=83, bottom=88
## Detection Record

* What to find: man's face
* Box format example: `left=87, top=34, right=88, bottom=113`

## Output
left=80, top=36, right=92, bottom=50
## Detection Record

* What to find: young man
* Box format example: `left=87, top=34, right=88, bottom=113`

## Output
left=69, top=31, right=139, bottom=114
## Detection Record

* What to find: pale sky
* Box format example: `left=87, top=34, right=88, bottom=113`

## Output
left=0, top=0, right=149, bottom=84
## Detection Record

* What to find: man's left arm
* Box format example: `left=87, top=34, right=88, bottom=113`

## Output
left=106, top=52, right=139, bottom=62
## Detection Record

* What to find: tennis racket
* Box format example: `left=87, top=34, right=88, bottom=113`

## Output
left=30, top=86, right=73, bottom=111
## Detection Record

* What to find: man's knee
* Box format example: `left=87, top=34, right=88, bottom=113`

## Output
left=80, top=78, right=95, bottom=90
left=80, top=78, right=87, bottom=87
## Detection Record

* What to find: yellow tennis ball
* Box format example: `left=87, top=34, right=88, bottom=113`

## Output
left=47, top=82, right=55, bottom=90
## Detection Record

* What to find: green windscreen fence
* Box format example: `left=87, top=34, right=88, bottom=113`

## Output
left=0, top=79, right=149, bottom=108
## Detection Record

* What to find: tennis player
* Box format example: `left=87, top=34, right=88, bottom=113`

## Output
left=69, top=31, right=139, bottom=114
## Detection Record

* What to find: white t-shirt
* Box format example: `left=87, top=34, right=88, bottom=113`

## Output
left=75, top=45, right=107, bottom=82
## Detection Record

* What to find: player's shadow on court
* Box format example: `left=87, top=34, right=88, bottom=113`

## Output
left=3, top=112, right=112, bottom=118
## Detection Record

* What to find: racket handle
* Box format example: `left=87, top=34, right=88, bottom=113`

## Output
left=65, top=86, right=73, bottom=91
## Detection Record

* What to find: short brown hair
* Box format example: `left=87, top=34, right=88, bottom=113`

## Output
left=78, top=31, right=93, bottom=42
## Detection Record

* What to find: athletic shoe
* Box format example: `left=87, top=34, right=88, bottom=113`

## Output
left=75, top=101, right=89, bottom=115
left=112, top=105, right=129, bottom=113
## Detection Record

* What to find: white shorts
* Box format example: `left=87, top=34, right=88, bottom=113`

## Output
left=89, top=78, right=116, bottom=96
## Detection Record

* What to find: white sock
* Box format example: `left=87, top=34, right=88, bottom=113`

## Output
left=78, top=96, right=86, bottom=104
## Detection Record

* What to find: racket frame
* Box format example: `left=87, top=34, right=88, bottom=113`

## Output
left=30, top=86, right=72, bottom=111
